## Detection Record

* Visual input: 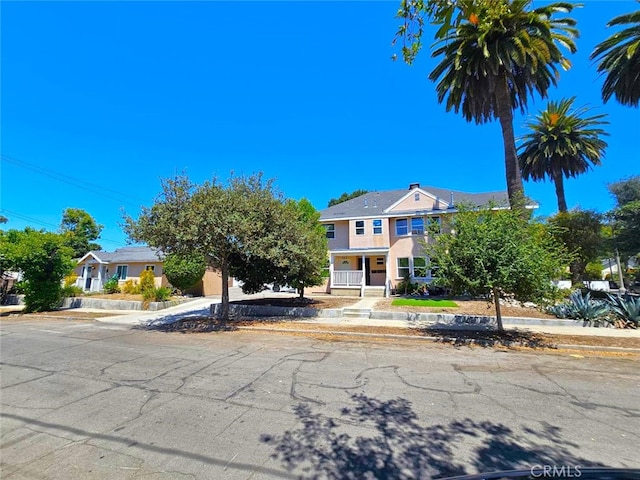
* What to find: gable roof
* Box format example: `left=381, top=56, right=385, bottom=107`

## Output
left=319, top=185, right=509, bottom=221
left=77, top=246, right=164, bottom=264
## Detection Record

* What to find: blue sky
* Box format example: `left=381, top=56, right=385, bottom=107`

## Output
left=2, top=1, right=638, bottom=250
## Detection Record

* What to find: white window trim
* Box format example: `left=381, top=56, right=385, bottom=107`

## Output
left=325, top=224, right=335, bottom=239
left=411, top=217, right=425, bottom=235
left=355, top=220, right=365, bottom=236
left=373, top=219, right=382, bottom=235
left=397, top=257, right=410, bottom=279
left=115, top=265, right=128, bottom=280
left=395, top=218, right=408, bottom=236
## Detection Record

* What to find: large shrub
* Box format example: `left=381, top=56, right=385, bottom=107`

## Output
left=163, top=253, right=206, bottom=293
left=139, top=268, right=156, bottom=294
left=0, top=229, right=74, bottom=312
left=103, top=275, right=121, bottom=294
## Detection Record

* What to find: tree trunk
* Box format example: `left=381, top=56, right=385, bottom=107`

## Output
left=552, top=170, right=568, bottom=213
left=220, top=258, right=230, bottom=325
left=495, top=75, right=525, bottom=211
left=492, top=286, right=504, bottom=332
left=299, top=285, right=305, bottom=300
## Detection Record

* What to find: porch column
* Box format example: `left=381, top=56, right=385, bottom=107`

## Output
left=97, top=264, right=104, bottom=291
left=82, top=264, right=89, bottom=291
left=360, top=254, right=365, bottom=297
left=328, top=254, right=334, bottom=294
left=385, top=254, right=391, bottom=298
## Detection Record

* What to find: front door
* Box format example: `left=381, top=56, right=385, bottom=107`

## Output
left=357, top=258, right=371, bottom=286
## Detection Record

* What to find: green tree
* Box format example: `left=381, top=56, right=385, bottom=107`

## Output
left=396, top=0, right=578, bottom=209
left=607, top=176, right=640, bottom=261
left=327, top=190, right=369, bottom=207
left=0, top=228, right=74, bottom=312
left=124, top=173, right=316, bottom=323
left=60, top=208, right=103, bottom=258
left=590, top=6, right=640, bottom=107
left=281, top=199, right=328, bottom=299
left=163, top=253, right=207, bottom=293
left=426, top=205, right=567, bottom=330
left=547, top=209, right=604, bottom=284
left=518, top=98, right=608, bottom=213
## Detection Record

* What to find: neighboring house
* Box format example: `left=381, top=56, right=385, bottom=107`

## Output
left=74, top=246, right=231, bottom=296
left=74, top=246, right=166, bottom=292
left=318, top=183, right=509, bottom=297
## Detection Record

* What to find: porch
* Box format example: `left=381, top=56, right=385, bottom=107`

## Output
left=75, top=262, right=108, bottom=292
left=329, top=249, right=390, bottom=298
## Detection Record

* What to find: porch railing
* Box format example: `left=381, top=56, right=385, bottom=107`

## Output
left=332, top=270, right=363, bottom=287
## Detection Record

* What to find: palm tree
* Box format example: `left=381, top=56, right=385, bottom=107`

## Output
left=590, top=6, right=640, bottom=107
left=428, top=0, right=578, bottom=208
left=518, top=97, right=608, bottom=213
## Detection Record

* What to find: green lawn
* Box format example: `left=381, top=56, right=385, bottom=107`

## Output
left=391, top=298, right=459, bottom=308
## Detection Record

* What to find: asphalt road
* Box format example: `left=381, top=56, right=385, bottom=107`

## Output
left=1, top=318, right=639, bottom=479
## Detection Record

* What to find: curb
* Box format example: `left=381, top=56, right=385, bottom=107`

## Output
left=235, top=326, right=640, bottom=353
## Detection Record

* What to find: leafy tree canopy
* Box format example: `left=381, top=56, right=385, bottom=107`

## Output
left=163, top=252, right=207, bottom=293
left=607, top=176, right=640, bottom=260
left=328, top=190, right=368, bottom=207
left=427, top=205, right=568, bottom=329
left=60, top=208, right=103, bottom=258
left=546, top=209, right=605, bottom=284
left=124, top=173, right=327, bottom=321
left=0, top=228, right=75, bottom=312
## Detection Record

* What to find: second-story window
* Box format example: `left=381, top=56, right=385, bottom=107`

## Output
left=325, top=224, right=335, bottom=239
left=427, top=216, right=442, bottom=234
left=411, top=217, right=424, bottom=235
left=373, top=219, right=382, bottom=235
left=395, top=219, right=408, bottom=236
left=355, top=220, right=365, bottom=235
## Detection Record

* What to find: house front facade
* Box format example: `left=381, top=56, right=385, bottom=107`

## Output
left=74, top=246, right=232, bottom=296
left=319, top=183, right=508, bottom=297
left=74, top=246, right=166, bottom=292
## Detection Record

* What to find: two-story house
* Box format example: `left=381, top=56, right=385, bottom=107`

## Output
left=318, top=183, right=508, bottom=297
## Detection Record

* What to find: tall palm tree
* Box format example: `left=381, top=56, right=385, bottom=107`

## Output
left=518, top=97, right=608, bottom=213
left=428, top=0, right=578, bottom=208
left=590, top=7, right=640, bottom=107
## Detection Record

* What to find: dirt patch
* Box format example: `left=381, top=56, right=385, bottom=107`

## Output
left=78, top=293, right=182, bottom=302
left=145, top=316, right=640, bottom=351
left=232, top=295, right=358, bottom=310
left=1, top=309, right=120, bottom=320
left=374, top=297, right=556, bottom=320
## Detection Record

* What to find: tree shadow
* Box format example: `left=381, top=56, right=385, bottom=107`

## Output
left=262, top=394, right=601, bottom=479
left=136, top=315, right=238, bottom=333
left=418, top=328, right=556, bottom=349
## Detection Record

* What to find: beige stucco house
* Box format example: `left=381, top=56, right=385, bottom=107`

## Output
left=74, top=246, right=231, bottom=296
left=319, top=183, right=508, bottom=297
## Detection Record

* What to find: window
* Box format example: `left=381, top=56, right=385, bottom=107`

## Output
left=414, top=192, right=420, bottom=201
left=429, top=258, right=439, bottom=278
left=145, top=265, right=155, bottom=272
left=373, top=219, right=382, bottom=235
left=355, top=220, right=365, bottom=235
left=325, top=224, right=335, bottom=239
left=395, top=219, right=408, bottom=236
left=427, top=216, right=442, bottom=234
left=376, top=257, right=384, bottom=265
left=115, top=265, right=128, bottom=280
left=397, top=257, right=410, bottom=278
left=413, top=257, right=428, bottom=278
left=411, top=217, right=424, bottom=235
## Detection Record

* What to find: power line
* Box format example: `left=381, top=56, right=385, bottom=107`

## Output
left=0, top=208, right=127, bottom=247
left=1, top=154, right=148, bottom=209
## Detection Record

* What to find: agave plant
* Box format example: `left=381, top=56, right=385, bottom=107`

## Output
left=607, top=294, right=640, bottom=329
left=548, top=291, right=611, bottom=326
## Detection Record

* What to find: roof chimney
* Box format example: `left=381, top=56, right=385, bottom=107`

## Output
left=364, top=198, right=368, bottom=208
left=449, top=192, right=455, bottom=208
left=409, top=182, right=420, bottom=190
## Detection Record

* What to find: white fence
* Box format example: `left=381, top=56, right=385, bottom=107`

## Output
left=332, top=270, right=363, bottom=287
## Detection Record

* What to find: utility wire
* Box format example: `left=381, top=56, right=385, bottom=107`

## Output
left=1, top=154, right=149, bottom=209
left=0, top=208, right=127, bottom=247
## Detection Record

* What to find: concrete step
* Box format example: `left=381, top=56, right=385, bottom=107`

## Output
left=342, top=308, right=372, bottom=319
left=363, top=288, right=385, bottom=298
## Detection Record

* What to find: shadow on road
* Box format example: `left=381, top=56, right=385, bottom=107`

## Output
left=262, top=394, right=601, bottom=479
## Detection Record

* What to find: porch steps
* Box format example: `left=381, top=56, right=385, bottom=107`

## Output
left=363, top=288, right=385, bottom=298
left=342, top=308, right=372, bottom=319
